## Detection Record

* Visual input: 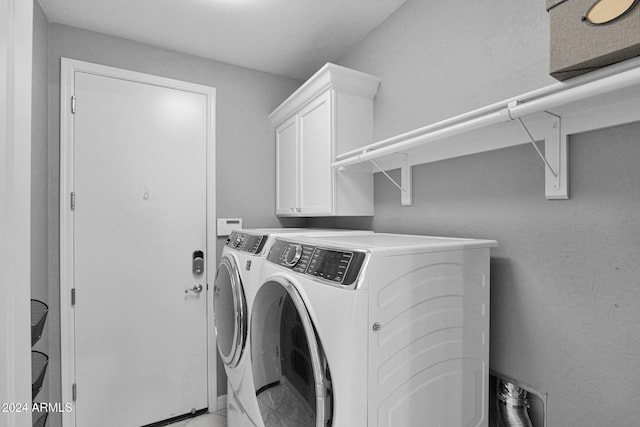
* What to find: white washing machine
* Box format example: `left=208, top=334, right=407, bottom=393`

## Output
left=250, top=233, right=497, bottom=427
left=213, top=228, right=372, bottom=427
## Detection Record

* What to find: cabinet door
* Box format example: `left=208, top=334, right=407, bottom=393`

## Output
left=298, top=91, right=333, bottom=215
left=275, top=116, right=298, bottom=215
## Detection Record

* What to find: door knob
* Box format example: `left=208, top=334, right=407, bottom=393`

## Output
left=185, top=284, right=204, bottom=294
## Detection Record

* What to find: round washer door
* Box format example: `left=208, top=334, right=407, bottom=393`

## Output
left=250, top=277, right=333, bottom=427
left=213, top=255, right=247, bottom=368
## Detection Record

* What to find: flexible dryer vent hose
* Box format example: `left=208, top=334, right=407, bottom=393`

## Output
left=496, top=379, right=534, bottom=427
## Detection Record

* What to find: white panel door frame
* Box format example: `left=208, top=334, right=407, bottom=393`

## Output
left=0, top=1, right=33, bottom=426
left=60, top=58, right=217, bottom=427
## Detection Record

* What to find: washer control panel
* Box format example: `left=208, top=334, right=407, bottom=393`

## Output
left=306, top=248, right=353, bottom=283
left=268, top=239, right=367, bottom=286
left=226, top=231, right=267, bottom=254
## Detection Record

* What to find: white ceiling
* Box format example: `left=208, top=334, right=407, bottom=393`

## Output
left=38, top=0, right=406, bottom=80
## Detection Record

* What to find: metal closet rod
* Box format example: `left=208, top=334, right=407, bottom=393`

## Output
left=333, top=56, right=640, bottom=169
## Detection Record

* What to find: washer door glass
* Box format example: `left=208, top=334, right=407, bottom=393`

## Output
left=213, top=255, right=247, bottom=368
left=251, top=278, right=333, bottom=427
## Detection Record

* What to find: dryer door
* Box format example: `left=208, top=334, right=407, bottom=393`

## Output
left=251, top=278, right=333, bottom=427
left=213, top=255, right=247, bottom=368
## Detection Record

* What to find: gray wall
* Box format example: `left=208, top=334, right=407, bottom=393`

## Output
left=44, top=23, right=303, bottom=426
left=31, top=0, right=50, bottom=404
left=309, top=0, right=640, bottom=425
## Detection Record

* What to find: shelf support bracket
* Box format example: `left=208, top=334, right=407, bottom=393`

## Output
left=399, top=154, right=413, bottom=206
left=369, top=153, right=413, bottom=206
left=516, top=113, right=568, bottom=200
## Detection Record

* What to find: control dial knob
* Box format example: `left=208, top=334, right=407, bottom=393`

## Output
left=283, top=244, right=303, bottom=267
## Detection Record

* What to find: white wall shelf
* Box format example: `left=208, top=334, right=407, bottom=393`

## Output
left=331, top=56, right=640, bottom=204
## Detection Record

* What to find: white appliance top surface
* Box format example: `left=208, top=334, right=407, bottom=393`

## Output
left=237, top=228, right=372, bottom=236
left=288, top=233, right=497, bottom=252
left=242, top=228, right=312, bottom=234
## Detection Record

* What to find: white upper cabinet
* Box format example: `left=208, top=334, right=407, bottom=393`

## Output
left=270, top=63, right=381, bottom=217
left=275, top=115, right=298, bottom=214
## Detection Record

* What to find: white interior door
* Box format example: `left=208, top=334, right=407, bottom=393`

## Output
left=72, top=70, right=209, bottom=427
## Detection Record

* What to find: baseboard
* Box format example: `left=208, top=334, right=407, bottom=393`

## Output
left=216, top=394, right=227, bottom=412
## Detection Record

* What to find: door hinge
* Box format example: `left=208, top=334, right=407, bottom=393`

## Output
left=71, top=288, right=76, bottom=306
left=72, top=383, right=77, bottom=401
left=71, top=95, right=76, bottom=114
left=70, top=192, right=75, bottom=210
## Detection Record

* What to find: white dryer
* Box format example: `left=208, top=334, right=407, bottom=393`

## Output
left=250, top=233, right=497, bottom=427
left=213, top=228, right=371, bottom=427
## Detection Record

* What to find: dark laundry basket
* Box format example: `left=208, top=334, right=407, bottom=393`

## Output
left=32, top=411, right=48, bottom=427
left=31, top=299, right=48, bottom=346
left=31, top=351, right=49, bottom=400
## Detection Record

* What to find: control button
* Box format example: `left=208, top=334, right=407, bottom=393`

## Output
left=283, top=244, right=303, bottom=267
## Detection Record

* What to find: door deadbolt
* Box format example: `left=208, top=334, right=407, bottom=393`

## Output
left=193, top=250, right=204, bottom=275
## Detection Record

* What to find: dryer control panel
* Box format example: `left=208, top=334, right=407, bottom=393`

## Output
left=267, top=239, right=367, bottom=286
left=225, top=231, right=267, bottom=254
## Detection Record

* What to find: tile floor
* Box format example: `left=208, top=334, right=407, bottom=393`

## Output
left=165, top=411, right=227, bottom=427
left=256, top=382, right=313, bottom=427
